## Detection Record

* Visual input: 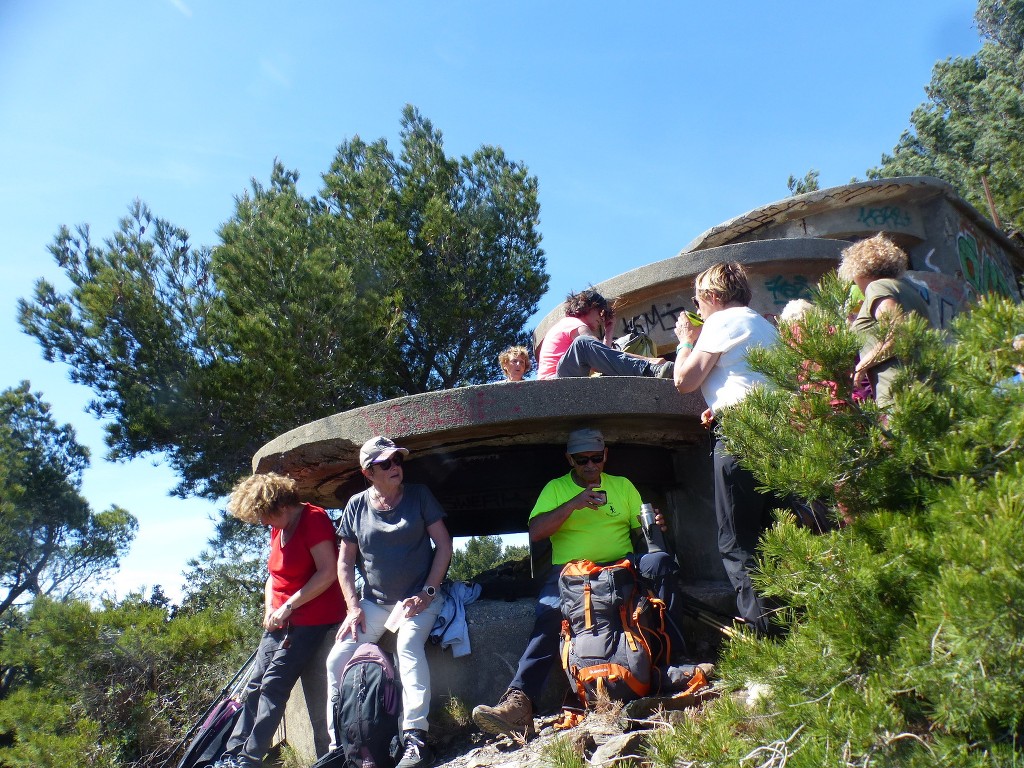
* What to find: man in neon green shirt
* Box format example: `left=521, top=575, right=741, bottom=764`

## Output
left=472, top=428, right=678, bottom=738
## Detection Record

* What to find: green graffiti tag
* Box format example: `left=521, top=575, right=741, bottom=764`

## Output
left=957, top=226, right=1013, bottom=297
left=857, top=206, right=911, bottom=228
left=764, top=275, right=813, bottom=306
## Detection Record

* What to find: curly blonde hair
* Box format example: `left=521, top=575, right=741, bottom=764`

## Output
left=227, top=472, right=299, bottom=525
left=498, top=345, right=532, bottom=376
left=694, top=262, right=752, bottom=306
left=838, top=233, right=909, bottom=283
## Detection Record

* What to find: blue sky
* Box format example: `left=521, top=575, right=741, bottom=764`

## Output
left=0, top=1, right=981, bottom=602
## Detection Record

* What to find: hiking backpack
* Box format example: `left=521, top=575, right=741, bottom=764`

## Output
left=325, top=643, right=400, bottom=768
left=558, top=558, right=671, bottom=706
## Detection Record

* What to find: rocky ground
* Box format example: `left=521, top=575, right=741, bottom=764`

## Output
left=428, top=685, right=719, bottom=768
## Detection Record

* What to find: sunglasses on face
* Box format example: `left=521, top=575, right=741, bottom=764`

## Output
left=373, top=454, right=404, bottom=470
left=571, top=453, right=604, bottom=466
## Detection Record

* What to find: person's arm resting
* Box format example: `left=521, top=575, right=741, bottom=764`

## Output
left=423, top=519, right=453, bottom=592
left=854, top=297, right=902, bottom=377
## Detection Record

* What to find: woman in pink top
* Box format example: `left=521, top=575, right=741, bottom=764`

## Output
left=536, top=289, right=671, bottom=379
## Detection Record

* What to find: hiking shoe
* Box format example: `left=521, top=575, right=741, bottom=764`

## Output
left=396, top=729, right=432, bottom=768
left=471, top=687, right=536, bottom=738
left=652, top=360, right=675, bottom=379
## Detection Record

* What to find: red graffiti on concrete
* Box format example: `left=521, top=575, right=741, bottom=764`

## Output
left=364, top=389, right=521, bottom=436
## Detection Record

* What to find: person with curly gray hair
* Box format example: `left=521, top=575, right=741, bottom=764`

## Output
left=838, top=233, right=931, bottom=406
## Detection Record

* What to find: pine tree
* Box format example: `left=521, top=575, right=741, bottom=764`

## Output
left=652, top=279, right=1024, bottom=767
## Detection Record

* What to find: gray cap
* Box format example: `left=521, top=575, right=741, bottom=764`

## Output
left=359, top=436, right=410, bottom=469
left=566, top=428, right=605, bottom=454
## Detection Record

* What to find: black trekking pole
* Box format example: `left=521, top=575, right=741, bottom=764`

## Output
left=673, top=593, right=745, bottom=639
left=158, top=648, right=259, bottom=768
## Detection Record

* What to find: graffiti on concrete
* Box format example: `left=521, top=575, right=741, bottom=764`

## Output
left=905, top=273, right=960, bottom=328
left=365, top=389, right=521, bottom=437
left=764, top=275, right=813, bottom=306
left=957, top=221, right=1015, bottom=297
left=857, top=206, right=911, bottom=228
left=619, top=301, right=689, bottom=335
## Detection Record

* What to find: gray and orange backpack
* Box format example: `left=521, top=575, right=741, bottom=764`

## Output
left=558, top=558, right=671, bottom=706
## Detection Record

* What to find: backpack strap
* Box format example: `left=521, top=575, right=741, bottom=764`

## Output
left=560, top=619, right=573, bottom=671
left=634, top=592, right=671, bottom=665
left=619, top=606, right=639, bottom=652
left=583, top=577, right=594, bottom=630
left=577, top=663, right=650, bottom=698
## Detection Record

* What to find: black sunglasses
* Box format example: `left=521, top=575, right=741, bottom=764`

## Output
left=571, top=453, right=605, bottom=466
left=373, top=454, right=404, bottom=470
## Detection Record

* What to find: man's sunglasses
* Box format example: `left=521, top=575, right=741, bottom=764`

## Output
left=571, top=453, right=605, bottom=466
left=373, top=454, right=404, bottom=470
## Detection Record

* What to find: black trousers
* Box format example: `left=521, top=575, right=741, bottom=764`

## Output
left=713, top=440, right=775, bottom=634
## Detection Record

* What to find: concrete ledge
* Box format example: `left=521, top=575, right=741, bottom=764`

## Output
left=254, top=377, right=705, bottom=509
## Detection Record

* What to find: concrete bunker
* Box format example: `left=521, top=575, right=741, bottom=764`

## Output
left=257, top=177, right=1023, bottom=762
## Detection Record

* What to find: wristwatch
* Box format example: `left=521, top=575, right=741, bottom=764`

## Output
left=423, top=585, right=437, bottom=598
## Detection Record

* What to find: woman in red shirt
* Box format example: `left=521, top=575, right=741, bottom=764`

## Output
left=215, top=473, right=346, bottom=768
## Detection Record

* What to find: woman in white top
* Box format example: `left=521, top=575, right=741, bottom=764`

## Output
left=671, top=262, right=780, bottom=634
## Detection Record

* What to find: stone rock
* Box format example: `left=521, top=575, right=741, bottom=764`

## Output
left=589, top=731, right=650, bottom=767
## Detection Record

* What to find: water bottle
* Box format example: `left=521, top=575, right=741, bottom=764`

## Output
left=638, top=503, right=667, bottom=554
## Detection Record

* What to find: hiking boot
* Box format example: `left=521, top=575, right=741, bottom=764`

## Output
left=396, top=729, right=432, bottom=768
left=651, top=360, right=675, bottom=379
left=471, top=687, right=536, bottom=738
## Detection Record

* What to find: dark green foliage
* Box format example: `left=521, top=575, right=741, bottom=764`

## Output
left=0, top=594, right=254, bottom=768
left=871, top=1, right=1024, bottom=235
left=651, top=289, right=1024, bottom=766
left=448, top=535, right=529, bottom=582
left=177, top=516, right=267, bottom=622
left=0, top=383, right=136, bottom=616
left=786, top=169, right=820, bottom=196
left=19, top=106, right=548, bottom=498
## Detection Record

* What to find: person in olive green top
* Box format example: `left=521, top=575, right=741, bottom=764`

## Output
left=839, top=233, right=932, bottom=406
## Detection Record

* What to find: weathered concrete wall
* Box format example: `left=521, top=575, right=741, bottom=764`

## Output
left=532, top=178, right=1022, bottom=356
left=534, top=238, right=847, bottom=355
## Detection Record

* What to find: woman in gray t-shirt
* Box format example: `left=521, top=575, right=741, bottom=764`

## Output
left=325, top=436, right=452, bottom=768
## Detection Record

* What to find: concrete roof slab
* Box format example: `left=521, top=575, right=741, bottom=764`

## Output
left=253, top=377, right=706, bottom=507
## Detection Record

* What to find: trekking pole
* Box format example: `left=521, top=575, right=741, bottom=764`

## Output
left=673, top=594, right=744, bottom=639
left=157, top=648, right=259, bottom=768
